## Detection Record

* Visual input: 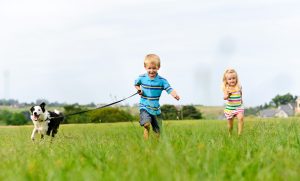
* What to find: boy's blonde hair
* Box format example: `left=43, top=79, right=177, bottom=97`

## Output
left=221, top=68, right=241, bottom=91
left=144, top=54, right=161, bottom=68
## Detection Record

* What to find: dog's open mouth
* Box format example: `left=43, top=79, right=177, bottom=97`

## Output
left=33, top=115, right=40, bottom=121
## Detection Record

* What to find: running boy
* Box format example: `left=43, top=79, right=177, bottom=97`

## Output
left=134, top=54, right=180, bottom=139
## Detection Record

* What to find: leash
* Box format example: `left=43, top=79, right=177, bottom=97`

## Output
left=50, top=91, right=139, bottom=119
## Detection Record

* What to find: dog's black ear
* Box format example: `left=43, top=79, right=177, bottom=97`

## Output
left=30, top=106, right=34, bottom=113
left=40, top=102, right=46, bottom=112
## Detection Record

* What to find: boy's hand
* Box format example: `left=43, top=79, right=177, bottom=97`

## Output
left=135, top=85, right=143, bottom=95
left=137, top=89, right=143, bottom=95
left=170, top=91, right=180, bottom=101
left=174, top=94, right=180, bottom=101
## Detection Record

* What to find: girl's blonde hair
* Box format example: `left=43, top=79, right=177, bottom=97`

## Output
left=221, top=68, right=241, bottom=91
left=144, top=54, right=161, bottom=68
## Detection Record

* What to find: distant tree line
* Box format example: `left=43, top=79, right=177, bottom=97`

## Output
left=63, top=105, right=135, bottom=124
left=64, top=104, right=202, bottom=123
left=0, top=98, right=96, bottom=107
left=161, top=105, right=202, bottom=120
left=0, top=103, right=203, bottom=125
left=0, top=99, right=20, bottom=106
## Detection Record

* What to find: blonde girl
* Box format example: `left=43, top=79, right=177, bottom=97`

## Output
left=222, top=68, right=244, bottom=136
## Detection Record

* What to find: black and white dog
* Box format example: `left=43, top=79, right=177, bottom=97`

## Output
left=30, top=102, right=64, bottom=140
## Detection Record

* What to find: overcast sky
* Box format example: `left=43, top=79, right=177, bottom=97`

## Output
left=0, top=0, right=299, bottom=107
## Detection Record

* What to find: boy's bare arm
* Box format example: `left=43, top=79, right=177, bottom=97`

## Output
left=170, top=90, right=180, bottom=100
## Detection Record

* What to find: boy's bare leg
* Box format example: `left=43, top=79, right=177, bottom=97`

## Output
left=144, top=122, right=151, bottom=140
left=154, top=132, right=160, bottom=139
left=227, top=119, right=233, bottom=136
left=237, top=113, right=244, bottom=136
left=155, top=118, right=161, bottom=139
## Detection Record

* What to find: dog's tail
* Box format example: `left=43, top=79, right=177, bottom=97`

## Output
left=54, top=109, right=60, bottom=115
left=54, top=110, right=64, bottom=122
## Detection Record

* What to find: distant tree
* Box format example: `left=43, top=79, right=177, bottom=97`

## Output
left=182, top=105, right=202, bottom=120
left=86, top=102, right=96, bottom=107
left=245, top=107, right=260, bottom=116
left=271, top=93, right=297, bottom=107
left=0, top=99, right=19, bottom=106
left=63, top=105, right=135, bottom=123
left=35, top=99, right=49, bottom=105
left=63, top=105, right=90, bottom=123
left=161, top=104, right=178, bottom=120
left=0, top=110, right=28, bottom=125
left=0, top=110, right=12, bottom=121
left=7, top=113, right=28, bottom=125
left=88, top=107, right=134, bottom=123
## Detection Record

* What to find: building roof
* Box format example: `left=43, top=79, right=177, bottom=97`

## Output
left=278, top=104, right=294, bottom=116
left=259, top=109, right=278, bottom=117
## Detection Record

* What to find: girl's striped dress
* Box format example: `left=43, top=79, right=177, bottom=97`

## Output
left=224, top=88, right=244, bottom=120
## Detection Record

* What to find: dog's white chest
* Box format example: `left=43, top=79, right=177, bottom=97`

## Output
left=33, top=121, right=49, bottom=133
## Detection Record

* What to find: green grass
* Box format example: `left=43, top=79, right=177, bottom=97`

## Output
left=1, top=119, right=300, bottom=181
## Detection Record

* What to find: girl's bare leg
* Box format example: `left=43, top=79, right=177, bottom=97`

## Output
left=227, top=119, right=234, bottom=136
left=237, top=113, right=244, bottom=136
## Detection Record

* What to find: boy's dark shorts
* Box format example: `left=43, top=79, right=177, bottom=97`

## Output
left=140, top=109, right=162, bottom=133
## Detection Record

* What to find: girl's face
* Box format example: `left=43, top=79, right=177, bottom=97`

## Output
left=226, top=73, right=237, bottom=87
left=145, top=63, right=159, bottom=79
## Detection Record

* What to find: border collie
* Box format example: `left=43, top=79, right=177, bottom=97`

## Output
left=30, top=102, right=64, bottom=140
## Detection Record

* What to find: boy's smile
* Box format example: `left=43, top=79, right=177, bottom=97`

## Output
left=145, top=63, right=159, bottom=79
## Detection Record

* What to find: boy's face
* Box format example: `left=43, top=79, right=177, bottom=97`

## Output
left=145, top=63, right=159, bottom=79
left=226, top=73, right=237, bottom=87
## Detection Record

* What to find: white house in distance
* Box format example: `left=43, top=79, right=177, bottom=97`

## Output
left=259, top=96, right=300, bottom=118
left=295, top=97, right=300, bottom=115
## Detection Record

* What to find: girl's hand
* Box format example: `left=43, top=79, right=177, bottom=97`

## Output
left=227, top=90, right=232, bottom=96
left=224, top=90, right=231, bottom=100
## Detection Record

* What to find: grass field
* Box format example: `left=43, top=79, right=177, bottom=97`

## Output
left=1, top=119, right=300, bottom=181
left=196, top=106, right=224, bottom=119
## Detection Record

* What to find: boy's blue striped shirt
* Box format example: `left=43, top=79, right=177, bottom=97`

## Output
left=135, top=73, right=173, bottom=115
